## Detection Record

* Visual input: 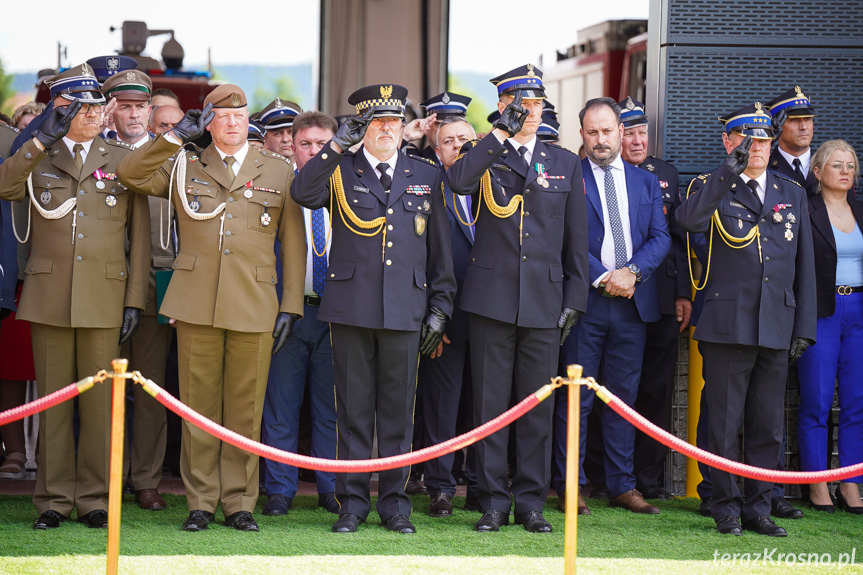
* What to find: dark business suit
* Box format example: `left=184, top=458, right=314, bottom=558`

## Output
left=447, top=135, right=589, bottom=515
left=419, top=174, right=475, bottom=498
left=555, top=158, right=670, bottom=498
left=676, top=165, right=816, bottom=521
left=291, top=143, right=455, bottom=521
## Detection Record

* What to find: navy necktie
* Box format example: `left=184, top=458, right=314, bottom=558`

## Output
left=518, top=145, right=529, bottom=169
left=746, top=179, right=762, bottom=208
left=792, top=158, right=805, bottom=184
left=377, top=162, right=392, bottom=191
left=602, top=165, right=627, bottom=269
left=311, top=208, right=327, bottom=296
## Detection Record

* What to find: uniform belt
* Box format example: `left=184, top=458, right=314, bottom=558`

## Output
left=836, top=285, right=863, bottom=295
left=304, top=295, right=322, bottom=306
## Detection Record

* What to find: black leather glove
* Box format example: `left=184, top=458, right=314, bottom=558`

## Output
left=272, top=312, right=301, bottom=355
left=172, top=103, right=214, bottom=144
left=558, top=307, right=583, bottom=346
left=788, top=337, right=813, bottom=366
left=32, top=100, right=81, bottom=149
left=332, top=108, right=375, bottom=151
left=724, top=134, right=752, bottom=176
left=118, top=307, right=141, bottom=345
left=419, top=307, right=449, bottom=356
left=771, top=108, right=788, bottom=140
left=494, top=91, right=529, bottom=138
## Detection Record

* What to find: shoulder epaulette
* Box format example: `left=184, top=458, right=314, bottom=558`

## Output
left=0, top=123, right=19, bottom=134
left=773, top=173, right=803, bottom=187
left=106, top=139, right=132, bottom=149
left=260, top=150, right=286, bottom=161
left=546, top=142, right=575, bottom=154
left=407, top=153, right=437, bottom=166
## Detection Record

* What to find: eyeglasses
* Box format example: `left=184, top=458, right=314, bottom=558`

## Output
left=58, top=103, right=105, bottom=115
left=828, top=162, right=856, bottom=172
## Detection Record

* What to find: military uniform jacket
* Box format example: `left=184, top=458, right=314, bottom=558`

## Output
left=675, top=164, right=816, bottom=349
left=0, top=123, right=19, bottom=312
left=639, top=156, right=691, bottom=315
left=447, top=135, right=589, bottom=328
left=117, top=135, right=305, bottom=333
left=769, top=147, right=817, bottom=195
left=290, top=143, right=455, bottom=331
left=0, top=137, right=150, bottom=327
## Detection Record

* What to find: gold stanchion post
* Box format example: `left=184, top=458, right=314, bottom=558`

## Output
left=564, top=364, right=583, bottom=574
left=106, top=359, right=128, bottom=575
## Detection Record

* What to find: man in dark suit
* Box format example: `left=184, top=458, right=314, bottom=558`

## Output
left=617, top=97, right=691, bottom=500
left=420, top=115, right=477, bottom=518
left=766, top=87, right=817, bottom=195
left=447, top=64, right=589, bottom=533
left=291, top=84, right=455, bottom=535
left=555, top=97, right=670, bottom=517
left=676, top=102, right=816, bottom=536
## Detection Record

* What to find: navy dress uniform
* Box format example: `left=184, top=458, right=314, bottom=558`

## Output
left=290, top=84, right=455, bottom=532
left=411, top=92, right=473, bottom=163
left=766, top=87, right=818, bottom=195
left=447, top=65, right=589, bottom=529
left=0, top=64, right=151, bottom=529
left=676, top=103, right=816, bottom=535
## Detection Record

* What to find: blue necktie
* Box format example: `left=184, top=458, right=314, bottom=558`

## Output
left=464, top=194, right=475, bottom=239
left=311, top=208, right=327, bottom=296
left=602, top=165, right=627, bottom=269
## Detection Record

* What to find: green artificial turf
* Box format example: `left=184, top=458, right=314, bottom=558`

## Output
left=0, top=494, right=860, bottom=574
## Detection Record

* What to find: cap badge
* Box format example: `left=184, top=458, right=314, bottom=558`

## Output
left=527, top=63, right=535, bottom=77
left=754, top=102, right=763, bottom=112
left=275, top=97, right=282, bottom=108
left=625, top=97, right=635, bottom=110
left=795, top=86, right=804, bottom=98
left=232, top=94, right=240, bottom=106
left=441, top=92, right=450, bottom=104
left=107, top=58, right=119, bottom=71
left=126, top=71, right=136, bottom=81
left=380, top=85, right=393, bottom=99
left=81, top=64, right=91, bottom=76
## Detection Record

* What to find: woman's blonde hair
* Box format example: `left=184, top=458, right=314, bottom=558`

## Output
left=811, top=139, right=859, bottom=194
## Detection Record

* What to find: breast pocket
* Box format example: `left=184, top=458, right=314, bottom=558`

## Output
left=96, top=185, right=129, bottom=220
left=247, top=193, right=282, bottom=234
left=541, top=180, right=569, bottom=217
left=31, top=174, right=71, bottom=211
left=718, top=202, right=758, bottom=237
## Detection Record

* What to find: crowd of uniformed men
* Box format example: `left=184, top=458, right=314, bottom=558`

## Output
left=0, top=54, right=858, bottom=538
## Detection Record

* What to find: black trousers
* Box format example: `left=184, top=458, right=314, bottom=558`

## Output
left=634, top=314, right=679, bottom=489
left=701, top=342, right=785, bottom=521
left=330, top=323, right=420, bottom=521
left=469, top=314, right=558, bottom=514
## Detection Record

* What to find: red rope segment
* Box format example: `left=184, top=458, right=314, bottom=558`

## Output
left=0, top=383, right=82, bottom=426
left=592, top=383, right=863, bottom=484
left=150, top=384, right=544, bottom=472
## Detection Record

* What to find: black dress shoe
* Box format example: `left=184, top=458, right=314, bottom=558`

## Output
left=33, top=510, right=67, bottom=530
left=641, top=485, right=673, bottom=500
left=463, top=496, right=481, bottom=512
left=771, top=497, right=804, bottom=519
left=262, top=493, right=291, bottom=516
left=515, top=510, right=553, bottom=533
left=224, top=511, right=260, bottom=531
left=383, top=514, right=416, bottom=533
left=427, top=493, right=453, bottom=517
left=715, top=516, right=742, bottom=536
left=78, top=509, right=108, bottom=529
left=318, top=492, right=340, bottom=514
left=474, top=509, right=509, bottom=532
left=182, top=510, right=215, bottom=532
left=698, top=497, right=713, bottom=517
left=835, top=488, right=863, bottom=515
left=742, top=515, right=787, bottom=537
left=332, top=513, right=363, bottom=533
left=807, top=499, right=835, bottom=513
left=405, top=479, right=428, bottom=496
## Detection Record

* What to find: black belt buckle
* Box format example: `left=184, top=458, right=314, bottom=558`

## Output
left=304, top=295, right=322, bottom=306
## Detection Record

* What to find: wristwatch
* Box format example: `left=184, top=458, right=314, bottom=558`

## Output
left=626, top=263, right=641, bottom=282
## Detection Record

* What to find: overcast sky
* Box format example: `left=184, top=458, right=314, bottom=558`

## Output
left=0, top=1, right=649, bottom=75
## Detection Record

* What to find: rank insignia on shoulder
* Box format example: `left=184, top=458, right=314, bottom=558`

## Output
left=646, top=163, right=655, bottom=172
left=406, top=184, right=431, bottom=196
left=409, top=154, right=437, bottom=166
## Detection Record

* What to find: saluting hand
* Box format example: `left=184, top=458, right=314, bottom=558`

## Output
left=725, top=134, right=752, bottom=176
left=33, top=100, right=82, bottom=149
left=494, top=91, right=529, bottom=138
left=171, top=103, right=214, bottom=144
left=771, top=108, right=788, bottom=140
left=331, top=107, right=375, bottom=153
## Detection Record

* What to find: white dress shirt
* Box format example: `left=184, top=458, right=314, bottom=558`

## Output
left=364, top=147, right=397, bottom=188
left=588, top=154, right=633, bottom=287
left=778, top=146, right=811, bottom=176
left=740, top=171, right=768, bottom=205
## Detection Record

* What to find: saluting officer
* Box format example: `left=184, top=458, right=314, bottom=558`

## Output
left=0, top=63, right=150, bottom=530
left=447, top=64, right=589, bottom=533
left=291, top=84, right=455, bottom=535
left=766, top=86, right=817, bottom=194
left=676, top=103, right=816, bottom=537
left=117, top=84, right=306, bottom=533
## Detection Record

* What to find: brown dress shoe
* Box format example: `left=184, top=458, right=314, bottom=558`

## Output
left=556, top=492, right=591, bottom=515
left=608, top=489, right=660, bottom=514
left=135, top=488, right=167, bottom=511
